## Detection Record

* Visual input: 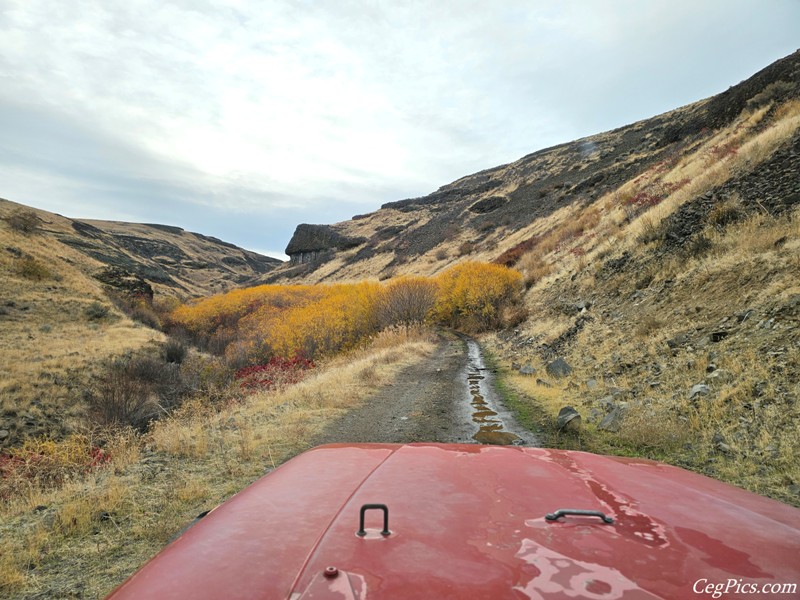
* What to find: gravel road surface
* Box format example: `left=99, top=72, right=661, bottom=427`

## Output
left=312, top=333, right=538, bottom=446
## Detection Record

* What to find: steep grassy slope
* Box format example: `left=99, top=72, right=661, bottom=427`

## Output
left=0, top=208, right=164, bottom=448
left=276, top=50, right=800, bottom=284
left=488, top=109, right=800, bottom=505
left=0, top=199, right=283, bottom=448
left=274, top=50, right=800, bottom=504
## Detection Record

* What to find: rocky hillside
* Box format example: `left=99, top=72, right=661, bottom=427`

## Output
left=0, top=199, right=280, bottom=447
left=275, top=50, right=800, bottom=284
left=0, top=198, right=281, bottom=299
left=275, top=50, right=800, bottom=504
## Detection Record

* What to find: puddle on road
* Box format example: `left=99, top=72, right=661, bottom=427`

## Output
left=464, top=340, right=522, bottom=445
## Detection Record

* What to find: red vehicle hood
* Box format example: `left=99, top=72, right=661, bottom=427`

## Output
left=107, top=443, right=800, bottom=599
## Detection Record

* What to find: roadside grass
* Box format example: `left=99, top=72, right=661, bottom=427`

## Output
left=0, top=332, right=436, bottom=599
left=478, top=98, right=800, bottom=509
left=486, top=200, right=800, bottom=506
left=480, top=348, right=546, bottom=440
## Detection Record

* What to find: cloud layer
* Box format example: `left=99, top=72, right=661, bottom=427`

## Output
left=1, top=0, right=798, bottom=257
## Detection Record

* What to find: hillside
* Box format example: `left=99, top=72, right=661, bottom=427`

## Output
left=277, top=49, right=800, bottom=284
left=275, top=50, right=800, bottom=504
left=0, top=199, right=281, bottom=299
left=0, top=199, right=281, bottom=448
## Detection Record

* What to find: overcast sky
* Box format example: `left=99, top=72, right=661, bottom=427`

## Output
left=1, top=1, right=798, bottom=259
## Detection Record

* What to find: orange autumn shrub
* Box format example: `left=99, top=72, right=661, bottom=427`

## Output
left=171, top=262, right=522, bottom=364
left=375, top=276, right=438, bottom=329
left=264, top=282, right=382, bottom=358
left=170, top=284, right=324, bottom=342
left=432, top=261, right=523, bottom=332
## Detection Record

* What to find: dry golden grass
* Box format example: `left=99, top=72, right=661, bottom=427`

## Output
left=496, top=98, right=800, bottom=340
left=483, top=102, right=800, bottom=505
left=0, top=335, right=436, bottom=599
left=625, top=99, right=800, bottom=244
left=491, top=199, right=799, bottom=504
left=505, top=371, right=689, bottom=456
left=1, top=211, right=165, bottom=445
left=515, top=253, right=554, bottom=288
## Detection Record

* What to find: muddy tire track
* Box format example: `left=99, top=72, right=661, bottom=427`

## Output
left=460, top=337, right=539, bottom=446
left=312, top=333, right=538, bottom=446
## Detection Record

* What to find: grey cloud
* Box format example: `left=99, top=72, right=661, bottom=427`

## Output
left=1, top=0, right=799, bottom=255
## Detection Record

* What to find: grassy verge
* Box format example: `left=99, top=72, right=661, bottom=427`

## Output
left=0, top=331, right=436, bottom=599
left=501, top=367, right=689, bottom=460
left=481, top=347, right=549, bottom=443
left=486, top=339, right=799, bottom=508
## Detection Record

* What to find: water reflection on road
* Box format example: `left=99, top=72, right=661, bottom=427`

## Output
left=462, top=339, right=538, bottom=446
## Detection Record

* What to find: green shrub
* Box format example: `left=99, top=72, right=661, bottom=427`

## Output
left=16, top=257, right=53, bottom=281
left=5, top=209, right=40, bottom=234
left=84, top=302, right=110, bottom=320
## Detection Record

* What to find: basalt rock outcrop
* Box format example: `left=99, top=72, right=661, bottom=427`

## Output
left=285, top=224, right=365, bottom=264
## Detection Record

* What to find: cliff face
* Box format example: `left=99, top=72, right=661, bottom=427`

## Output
left=284, top=223, right=365, bottom=265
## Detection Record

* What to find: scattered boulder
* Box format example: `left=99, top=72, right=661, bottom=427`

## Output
left=586, top=378, right=598, bottom=390
left=689, top=384, right=711, bottom=400
left=712, top=432, right=733, bottom=454
left=556, top=406, right=581, bottom=431
left=468, top=195, right=507, bottom=214
left=709, top=330, right=730, bottom=343
left=0, top=429, right=9, bottom=441
left=666, top=334, right=689, bottom=349
left=598, top=406, right=627, bottom=433
left=546, top=357, right=573, bottom=378
left=707, top=369, right=733, bottom=384
left=598, top=396, right=616, bottom=412
left=536, top=378, right=552, bottom=388
left=519, top=364, right=536, bottom=376
left=575, top=299, right=591, bottom=311
left=716, top=442, right=733, bottom=454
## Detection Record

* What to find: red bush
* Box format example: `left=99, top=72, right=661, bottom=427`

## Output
left=493, top=235, right=541, bottom=267
left=0, top=437, right=112, bottom=499
left=235, top=354, right=315, bottom=392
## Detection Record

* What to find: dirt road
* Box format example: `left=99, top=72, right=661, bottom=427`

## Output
left=312, top=333, right=539, bottom=446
